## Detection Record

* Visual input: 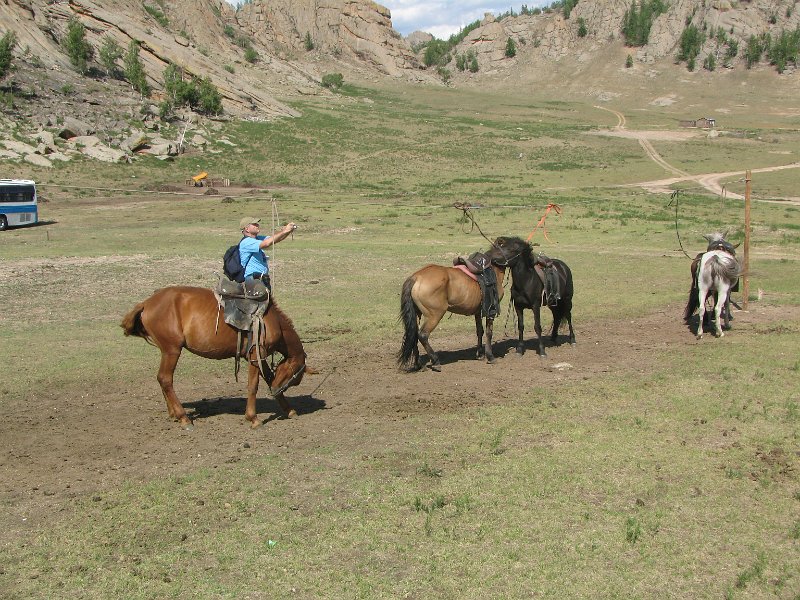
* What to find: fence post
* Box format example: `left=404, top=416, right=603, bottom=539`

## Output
left=743, top=170, right=751, bottom=310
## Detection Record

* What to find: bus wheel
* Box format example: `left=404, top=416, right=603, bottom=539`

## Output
left=0, top=215, right=7, bottom=231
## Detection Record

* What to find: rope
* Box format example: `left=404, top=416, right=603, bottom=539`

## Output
left=526, top=203, right=562, bottom=242
left=452, top=201, right=496, bottom=247
left=270, top=197, right=280, bottom=293
left=667, top=190, right=694, bottom=259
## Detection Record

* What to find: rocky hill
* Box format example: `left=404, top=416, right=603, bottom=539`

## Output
left=0, top=0, right=797, bottom=167
left=431, top=0, right=799, bottom=85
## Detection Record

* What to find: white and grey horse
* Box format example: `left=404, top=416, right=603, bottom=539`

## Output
left=684, top=232, right=742, bottom=338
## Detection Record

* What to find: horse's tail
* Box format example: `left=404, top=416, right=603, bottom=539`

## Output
left=708, top=254, right=742, bottom=282
left=121, top=302, right=153, bottom=343
left=684, top=283, right=700, bottom=322
left=397, top=276, right=420, bottom=369
left=684, top=255, right=703, bottom=322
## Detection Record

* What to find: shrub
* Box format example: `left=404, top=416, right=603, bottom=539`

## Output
left=304, top=32, right=314, bottom=51
left=158, top=99, right=173, bottom=120
left=423, top=39, right=450, bottom=67
left=124, top=40, right=150, bottom=96
left=162, top=65, right=222, bottom=114
left=625, top=53, right=633, bottom=68
left=143, top=4, right=168, bottom=27
left=99, top=35, right=123, bottom=78
left=0, top=30, right=17, bottom=80
left=244, top=46, right=258, bottom=63
left=725, top=39, right=739, bottom=59
left=577, top=17, right=588, bottom=37
left=224, top=64, right=235, bottom=73
left=562, top=0, right=578, bottom=19
left=505, top=37, right=517, bottom=57
left=321, top=72, right=344, bottom=89
left=63, top=17, right=94, bottom=74
left=436, top=66, right=451, bottom=84
left=703, top=53, right=716, bottom=71
left=468, top=53, right=479, bottom=72
left=197, top=76, right=222, bottom=115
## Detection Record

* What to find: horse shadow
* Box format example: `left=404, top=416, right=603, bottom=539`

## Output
left=420, top=336, right=568, bottom=367
left=684, top=314, right=731, bottom=334
left=184, top=394, right=326, bottom=423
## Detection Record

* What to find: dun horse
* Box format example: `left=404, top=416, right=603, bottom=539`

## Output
left=397, top=252, right=507, bottom=371
left=486, top=236, right=575, bottom=358
left=121, top=286, right=313, bottom=429
left=684, top=233, right=742, bottom=338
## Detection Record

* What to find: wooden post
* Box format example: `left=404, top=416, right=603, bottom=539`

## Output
left=743, top=170, right=751, bottom=310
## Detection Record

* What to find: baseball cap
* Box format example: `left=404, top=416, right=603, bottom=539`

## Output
left=239, top=217, right=260, bottom=229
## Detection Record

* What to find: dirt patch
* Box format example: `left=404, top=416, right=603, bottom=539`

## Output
left=1, top=301, right=797, bottom=542
left=588, top=129, right=700, bottom=141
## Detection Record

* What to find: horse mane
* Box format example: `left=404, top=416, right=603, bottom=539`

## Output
left=270, top=301, right=305, bottom=355
left=495, top=236, right=535, bottom=269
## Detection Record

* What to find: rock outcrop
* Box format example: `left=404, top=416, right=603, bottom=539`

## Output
left=234, top=0, right=423, bottom=78
left=440, top=0, right=799, bottom=80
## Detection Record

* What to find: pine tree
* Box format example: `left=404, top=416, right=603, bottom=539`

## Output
left=505, top=37, right=517, bottom=58
left=99, top=35, right=123, bottom=78
left=124, top=40, right=150, bottom=96
left=0, top=31, right=17, bottom=79
left=63, top=17, right=94, bottom=74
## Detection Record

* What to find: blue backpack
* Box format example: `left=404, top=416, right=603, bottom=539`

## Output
left=222, top=238, right=251, bottom=283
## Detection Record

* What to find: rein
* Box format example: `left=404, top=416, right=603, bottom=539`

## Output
left=667, top=190, right=694, bottom=260
left=269, top=360, right=306, bottom=396
left=453, top=202, right=497, bottom=249
left=526, top=203, right=562, bottom=242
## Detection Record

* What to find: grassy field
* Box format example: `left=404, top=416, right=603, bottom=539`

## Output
left=1, top=81, right=799, bottom=598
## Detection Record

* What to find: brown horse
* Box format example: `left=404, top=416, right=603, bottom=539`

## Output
left=121, top=286, right=313, bottom=429
left=397, top=258, right=506, bottom=371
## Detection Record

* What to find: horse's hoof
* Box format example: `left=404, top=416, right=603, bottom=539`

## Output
left=249, top=419, right=263, bottom=429
left=181, top=422, right=194, bottom=431
left=539, top=354, right=547, bottom=360
left=570, top=342, right=577, bottom=348
left=286, top=409, right=298, bottom=419
left=486, top=357, right=496, bottom=365
left=428, top=363, right=441, bottom=372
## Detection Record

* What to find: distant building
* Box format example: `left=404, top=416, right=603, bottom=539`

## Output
left=680, top=117, right=717, bottom=128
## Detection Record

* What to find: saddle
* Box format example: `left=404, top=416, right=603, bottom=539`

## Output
left=213, top=276, right=272, bottom=382
left=453, top=252, right=499, bottom=319
left=533, top=253, right=562, bottom=306
left=453, top=251, right=491, bottom=274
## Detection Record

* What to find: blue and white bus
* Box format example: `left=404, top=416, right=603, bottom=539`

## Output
left=0, top=179, right=38, bottom=231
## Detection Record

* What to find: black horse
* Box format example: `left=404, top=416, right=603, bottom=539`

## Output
left=486, top=236, right=576, bottom=357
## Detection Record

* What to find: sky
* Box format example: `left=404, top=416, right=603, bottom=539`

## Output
left=223, top=1, right=536, bottom=39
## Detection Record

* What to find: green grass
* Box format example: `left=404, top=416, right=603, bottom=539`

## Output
left=2, top=81, right=800, bottom=599
left=3, top=330, right=799, bottom=598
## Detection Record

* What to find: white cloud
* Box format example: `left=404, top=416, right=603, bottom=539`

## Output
left=383, top=1, right=531, bottom=36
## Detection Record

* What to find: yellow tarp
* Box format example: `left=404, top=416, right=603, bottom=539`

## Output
left=192, top=171, right=208, bottom=182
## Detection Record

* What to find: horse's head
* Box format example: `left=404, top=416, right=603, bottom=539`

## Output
left=703, top=231, right=739, bottom=256
left=486, top=236, right=533, bottom=268
left=269, top=354, right=317, bottom=397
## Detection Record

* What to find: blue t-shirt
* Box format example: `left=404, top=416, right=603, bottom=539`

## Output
left=239, top=236, right=270, bottom=278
